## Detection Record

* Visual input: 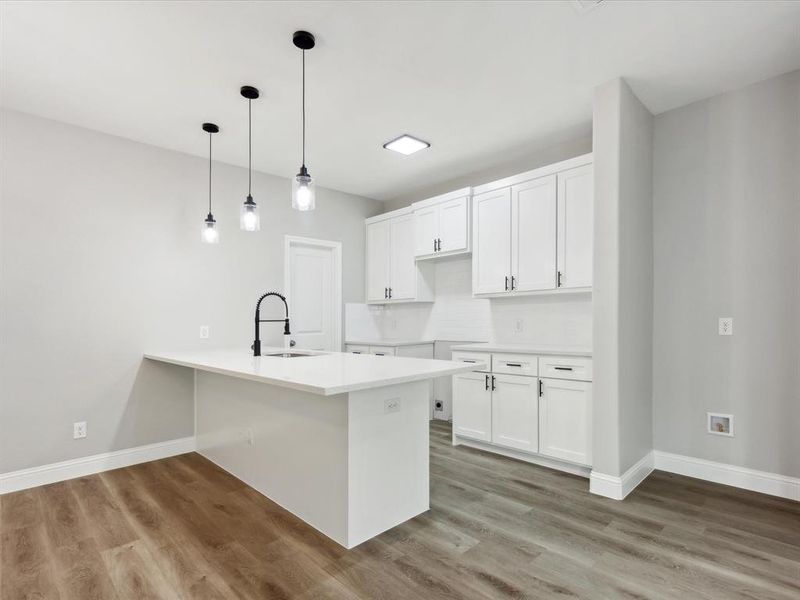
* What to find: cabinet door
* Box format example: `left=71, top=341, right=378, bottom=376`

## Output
left=491, top=374, right=539, bottom=453
left=539, top=378, right=592, bottom=465
left=414, top=205, right=439, bottom=257
left=472, top=188, right=511, bottom=295
left=389, top=213, right=417, bottom=300
left=366, top=220, right=390, bottom=302
left=452, top=372, right=491, bottom=441
left=557, top=164, right=593, bottom=289
left=438, top=197, right=469, bottom=253
left=511, top=175, right=557, bottom=292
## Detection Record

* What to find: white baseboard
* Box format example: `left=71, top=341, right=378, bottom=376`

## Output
left=653, top=451, right=800, bottom=502
left=0, top=436, right=196, bottom=495
left=590, top=451, right=654, bottom=500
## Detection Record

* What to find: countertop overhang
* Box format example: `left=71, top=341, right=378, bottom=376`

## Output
left=145, top=348, right=479, bottom=396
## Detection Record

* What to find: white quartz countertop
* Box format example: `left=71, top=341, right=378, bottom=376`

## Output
left=450, top=342, right=592, bottom=357
left=345, top=339, right=435, bottom=347
left=145, top=348, right=477, bottom=396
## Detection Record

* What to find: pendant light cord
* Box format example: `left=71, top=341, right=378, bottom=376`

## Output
left=302, top=49, right=306, bottom=167
left=248, top=98, right=252, bottom=196
left=208, top=132, right=212, bottom=214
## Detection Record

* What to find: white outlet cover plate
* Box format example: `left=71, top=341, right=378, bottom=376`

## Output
left=73, top=421, right=87, bottom=439
left=718, top=317, right=733, bottom=335
left=200, top=325, right=210, bottom=339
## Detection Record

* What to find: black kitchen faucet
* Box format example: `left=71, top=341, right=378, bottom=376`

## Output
left=252, top=292, right=290, bottom=356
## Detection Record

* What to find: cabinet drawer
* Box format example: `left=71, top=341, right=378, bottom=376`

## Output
left=451, top=351, right=491, bottom=372
left=539, top=355, right=592, bottom=381
left=346, top=344, right=370, bottom=354
left=492, top=353, right=538, bottom=376
left=370, top=346, right=396, bottom=356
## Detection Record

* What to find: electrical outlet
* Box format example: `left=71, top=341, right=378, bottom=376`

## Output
left=200, top=325, right=210, bottom=339
left=718, top=317, right=733, bottom=336
left=434, top=400, right=444, bottom=412
left=384, top=398, right=401, bottom=414
left=73, top=421, right=87, bottom=439
left=515, top=318, right=525, bottom=333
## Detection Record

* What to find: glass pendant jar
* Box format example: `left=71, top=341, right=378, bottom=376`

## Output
left=292, top=166, right=315, bottom=211
left=240, top=195, right=260, bottom=231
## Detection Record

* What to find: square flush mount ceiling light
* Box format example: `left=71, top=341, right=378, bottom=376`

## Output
left=383, top=134, right=430, bottom=155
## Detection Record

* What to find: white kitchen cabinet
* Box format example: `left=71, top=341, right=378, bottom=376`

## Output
left=471, top=154, right=592, bottom=298
left=539, top=378, right=592, bottom=466
left=512, top=175, right=557, bottom=292
left=365, top=209, right=434, bottom=304
left=366, top=220, right=390, bottom=302
left=556, top=164, right=593, bottom=289
left=452, top=371, right=491, bottom=442
left=472, top=187, right=511, bottom=294
left=388, top=213, right=417, bottom=300
left=491, top=374, right=539, bottom=453
left=413, top=189, right=471, bottom=259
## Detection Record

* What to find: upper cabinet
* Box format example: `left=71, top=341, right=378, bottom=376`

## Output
left=365, top=208, right=434, bottom=304
left=413, top=188, right=471, bottom=259
left=472, top=154, right=593, bottom=297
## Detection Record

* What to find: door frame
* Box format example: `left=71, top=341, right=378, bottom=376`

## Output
left=284, top=235, right=343, bottom=351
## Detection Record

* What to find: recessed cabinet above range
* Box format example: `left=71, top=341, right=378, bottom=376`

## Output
left=412, top=188, right=472, bottom=260
left=472, top=154, right=593, bottom=298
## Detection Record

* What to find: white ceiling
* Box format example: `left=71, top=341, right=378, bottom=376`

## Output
left=2, top=1, right=799, bottom=201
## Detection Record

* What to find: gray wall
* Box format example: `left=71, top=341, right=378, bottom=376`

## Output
left=652, top=70, right=800, bottom=477
left=592, top=78, right=654, bottom=477
left=382, top=134, right=592, bottom=211
left=0, top=109, right=381, bottom=473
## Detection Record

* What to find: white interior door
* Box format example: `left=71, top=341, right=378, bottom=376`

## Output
left=366, top=220, right=390, bottom=302
left=512, top=175, right=557, bottom=292
left=472, top=188, right=511, bottom=294
left=557, top=164, right=593, bottom=289
left=285, top=237, right=342, bottom=352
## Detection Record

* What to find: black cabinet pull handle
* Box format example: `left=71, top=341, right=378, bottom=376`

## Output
left=511, top=275, right=516, bottom=290
left=462, top=359, right=476, bottom=363
left=539, top=379, right=543, bottom=397
left=485, top=374, right=489, bottom=390
left=506, top=362, right=522, bottom=367
left=436, top=238, right=442, bottom=251
left=554, top=366, right=573, bottom=371
left=504, top=276, right=509, bottom=291
left=557, top=271, right=563, bottom=287
left=384, top=287, right=388, bottom=299
left=388, top=287, right=392, bottom=299
left=433, top=239, right=437, bottom=252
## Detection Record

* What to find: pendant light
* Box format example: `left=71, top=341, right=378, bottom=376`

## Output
left=201, top=123, right=220, bottom=244
left=240, top=85, right=261, bottom=231
left=292, top=30, right=316, bottom=211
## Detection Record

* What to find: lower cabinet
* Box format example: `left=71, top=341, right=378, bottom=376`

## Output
left=452, top=371, right=492, bottom=442
left=491, top=374, right=538, bottom=452
left=538, top=378, right=592, bottom=465
left=452, top=352, right=593, bottom=469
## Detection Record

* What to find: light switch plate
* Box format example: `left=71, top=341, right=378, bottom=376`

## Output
left=718, top=317, right=733, bottom=336
left=200, top=325, right=210, bottom=339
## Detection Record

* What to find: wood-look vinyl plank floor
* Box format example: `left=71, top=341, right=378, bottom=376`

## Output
left=2, top=420, right=798, bottom=600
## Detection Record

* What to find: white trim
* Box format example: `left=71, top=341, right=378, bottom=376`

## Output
left=455, top=436, right=591, bottom=478
left=284, top=235, right=343, bottom=351
left=471, top=153, right=593, bottom=195
left=653, top=451, right=800, bottom=502
left=0, top=436, right=196, bottom=495
left=364, top=205, right=413, bottom=224
left=590, top=451, right=654, bottom=500
left=410, top=187, right=472, bottom=211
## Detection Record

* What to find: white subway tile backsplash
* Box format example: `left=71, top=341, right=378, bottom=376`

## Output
left=347, top=257, right=592, bottom=346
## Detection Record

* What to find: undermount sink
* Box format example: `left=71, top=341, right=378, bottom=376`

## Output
left=263, top=352, right=315, bottom=358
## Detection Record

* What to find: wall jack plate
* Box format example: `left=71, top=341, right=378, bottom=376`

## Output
left=73, top=421, right=87, bottom=439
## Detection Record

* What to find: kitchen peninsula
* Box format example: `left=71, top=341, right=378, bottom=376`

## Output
left=144, top=348, right=480, bottom=548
